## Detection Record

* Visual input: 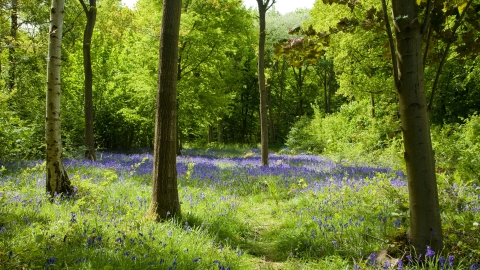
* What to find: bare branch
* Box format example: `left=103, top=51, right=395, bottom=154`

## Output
left=78, top=0, right=88, bottom=14
left=381, top=0, right=399, bottom=90
left=421, top=0, right=434, bottom=35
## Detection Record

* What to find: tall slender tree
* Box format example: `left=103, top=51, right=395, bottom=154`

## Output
left=256, top=0, right=275, bottom=166
left=79, top=0, right=97, bottom=161
left=147, top=0, right=182, bottom=221
left=8, top=0, right=18, bottom=92
left=45, top=0, right=72, bottom=197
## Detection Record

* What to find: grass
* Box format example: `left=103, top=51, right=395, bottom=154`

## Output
left=0, top=148, right=479, bottom=269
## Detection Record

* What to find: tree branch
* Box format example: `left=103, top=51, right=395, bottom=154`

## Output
left=78, top=0, right=88, bottom=14
left=179, top=45, right=216, bottom=79
left=266, top=0, right=275, bottom=11
left=427, top=0, right=474, bottom=112
left=381, top=0, right=399, bottom=90
left=421, top=0, right=434, bottom=35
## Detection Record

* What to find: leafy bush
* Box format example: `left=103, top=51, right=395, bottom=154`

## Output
left=0, top=91, right=37, bottom=160
left=433, top=114, right=480, bottom=184
left=285, top=100, right=402, bottom=166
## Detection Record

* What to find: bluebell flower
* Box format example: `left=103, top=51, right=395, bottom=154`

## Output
left=46, top=257, right=56, bottom=265
left=471, top=263, right=479, bottom=270
left=393, top=219, right=401, bottom=228
left=406, top=254, right=413, bottom=265
left=448, top=255, right=455, bottom=267
left=193, top=257, right=200, bottom=263
left=426, top=246, right=435, bottom=257
left=439, top=256, right=446, bottom=269
left=397, top=259, right=403, bottom=270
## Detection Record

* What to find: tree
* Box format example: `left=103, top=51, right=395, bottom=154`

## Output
left=256, top=0, right=275, bottom=166
left=45, top=0, right=73, bottom=196
left=317, top=0, right=480, bottom=253
left=8, top=0, right=18, bottom=92
left=79, top=0, right=97, bottom=161
left=387, top=0, right=443, bottom=252
left=147, top=0, right=182, bottom=221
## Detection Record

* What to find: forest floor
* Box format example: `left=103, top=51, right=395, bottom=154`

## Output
left=0, top=148, right=479, bottom=269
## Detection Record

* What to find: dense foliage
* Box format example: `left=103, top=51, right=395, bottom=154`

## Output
left=1, top=0, right=480, bottom=267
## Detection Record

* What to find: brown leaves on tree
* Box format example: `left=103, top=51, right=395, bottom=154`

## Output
left=273, top=25, right=329, bottom=68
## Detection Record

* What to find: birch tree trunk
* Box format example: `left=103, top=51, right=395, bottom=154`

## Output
left=45, top=0, right=72, bottom=197
left=389, top=0, right=443, bottom=252
left=147, top=0, right=182, bottom=221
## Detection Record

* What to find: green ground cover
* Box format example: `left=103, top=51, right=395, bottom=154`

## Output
left=0, top=149, right=479, bottom=269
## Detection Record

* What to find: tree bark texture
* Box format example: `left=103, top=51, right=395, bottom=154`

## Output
left=148, top=0, right=182, bottom=221
left=46, top=0, right=72, bottom=196
left=80, top=0, right=97, bottom=161
left=257, top=0, right=270, bottom=166
left=391, top=0, right=443, bottom=252
left=8, top=0, right=18, bottom=92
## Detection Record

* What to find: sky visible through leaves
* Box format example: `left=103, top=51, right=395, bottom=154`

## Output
left=121, top=0, right=315, bottom=14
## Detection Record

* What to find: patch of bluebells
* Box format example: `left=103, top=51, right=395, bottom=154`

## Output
left=8, top=150, right=404, bottom=191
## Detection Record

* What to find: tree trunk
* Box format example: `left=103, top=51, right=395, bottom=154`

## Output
left=148, top=0, right=182, bottom=221
left=79, top=0, right=97, bottom=161
left=370, top=92, right=375, bottom=118
left=8, top=0, right=18, bottom=92
left=256, top=0, right=272, bottom=166
left=217, top=119, right=223, bottom=144
left=46, top=0, right=72, bottom=197
left=267, top=85, right=275, bottom=143
left=208, top=125, right=214, bottom=143
left=391, top=0, right=443, bottom=252
left=323, top=64, right=328, bottom=113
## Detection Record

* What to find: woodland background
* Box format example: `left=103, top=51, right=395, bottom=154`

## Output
left=0, top=0, right=480, bottom=180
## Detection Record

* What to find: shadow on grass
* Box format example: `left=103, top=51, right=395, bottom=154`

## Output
left=179, top=211, right=336, bottom=263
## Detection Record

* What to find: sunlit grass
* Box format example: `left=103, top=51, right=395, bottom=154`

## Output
left=1, top=149, right=479, bottom=269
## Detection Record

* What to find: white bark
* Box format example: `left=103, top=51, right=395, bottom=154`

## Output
left=45, top=0, right=71, bottom=196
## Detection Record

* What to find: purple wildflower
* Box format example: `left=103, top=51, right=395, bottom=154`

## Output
left=368, top=252, right=377, bottom=266
left=448, top=255, right=454, bottom=267
left=193, top=257, right=201, bottom=263
left=439, top=256, right=446, bottom=269
left=426, top=246, right=435, bottom=258
left=46, top=257, right=56, bottom=265
left=471, top=263, right=479, bottom=270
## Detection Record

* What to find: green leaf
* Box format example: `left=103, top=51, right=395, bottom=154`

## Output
left=416, top=0, right=426, bottom=5
left=458, top=2, right=468, bottom=13
left=35, top=234, right=44, bottom=243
